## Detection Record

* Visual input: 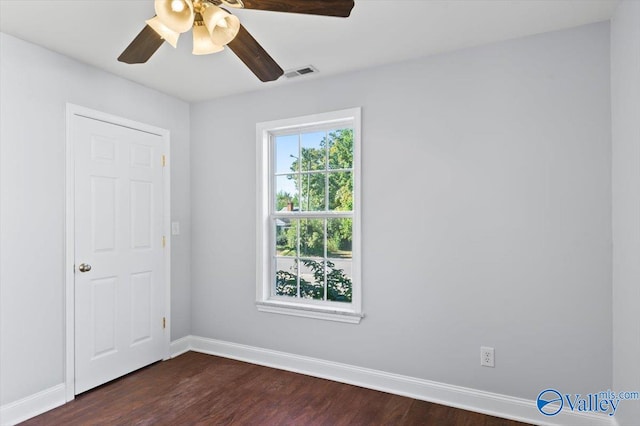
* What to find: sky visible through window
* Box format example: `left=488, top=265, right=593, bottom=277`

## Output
left=275, top=131, right=327, bottom=200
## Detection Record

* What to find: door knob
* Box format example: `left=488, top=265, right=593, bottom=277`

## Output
left=78, top=263, right=92, bottom=273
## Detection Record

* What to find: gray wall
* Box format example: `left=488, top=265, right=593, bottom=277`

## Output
left=0, top=33, right=191, bottom=405
left=611, top=1, right=640, bottom=424
left=190, top=22, right=612, bottom=399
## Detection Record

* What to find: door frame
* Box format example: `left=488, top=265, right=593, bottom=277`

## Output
left=64, top=103, right=171, bottom=402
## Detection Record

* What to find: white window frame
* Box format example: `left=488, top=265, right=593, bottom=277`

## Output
left=256, top=108, right=362, bottom=324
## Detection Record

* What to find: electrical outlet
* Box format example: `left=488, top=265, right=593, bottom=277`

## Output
left=481, top=346, right=495, bottom=367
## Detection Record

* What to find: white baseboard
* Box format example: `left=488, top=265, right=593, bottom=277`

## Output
left=0, top=384, right=66, bottom=426
left=174, top=335, right=616, bottom=426
left=170, top=335, right=191, bottom=358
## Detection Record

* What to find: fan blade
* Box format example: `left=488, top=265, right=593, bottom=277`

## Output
left=227, top=25, right=284, bottom=82
left=118, top=25, right=165, bottom=64
left=240, top=0, right=355, bottom=18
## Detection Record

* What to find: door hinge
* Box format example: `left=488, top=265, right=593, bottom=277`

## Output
left=162, top=155, right=166, bottom=167
left=162, top=317, right=166, bottom=329
left=162, top=235, right=166, bottom=248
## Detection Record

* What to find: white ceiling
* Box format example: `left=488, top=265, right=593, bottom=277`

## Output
left=0, top=0, right=617, bottom=102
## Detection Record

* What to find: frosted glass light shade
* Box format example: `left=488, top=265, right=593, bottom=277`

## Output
left=146, top=16, right=180, bottom=48
left=192, top=24, right=224, bottom=55
left=202, top=5, right=240, bottom=46
left=155, top=0, right=194, bottom=34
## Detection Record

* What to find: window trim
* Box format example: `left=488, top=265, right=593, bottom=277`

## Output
left=256, top=108, right=362, bottom=323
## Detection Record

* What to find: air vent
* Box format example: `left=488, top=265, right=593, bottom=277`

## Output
left=284, top=65, right=319, bottom=79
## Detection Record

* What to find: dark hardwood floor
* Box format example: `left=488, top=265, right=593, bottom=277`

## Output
left=22, top=352, right=532, bottom=425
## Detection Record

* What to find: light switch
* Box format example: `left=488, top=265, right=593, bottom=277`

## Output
left=171, top=221, right=180, bottom=235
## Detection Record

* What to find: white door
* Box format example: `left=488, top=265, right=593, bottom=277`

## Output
left=72, top=114, right=166, bottom=394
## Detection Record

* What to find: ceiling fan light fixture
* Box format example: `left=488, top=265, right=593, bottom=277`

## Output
left=155, top=0, right=195, bottom=34
left=202, top=5, right=240, bottom=46
left=145, top=17, right=180, bottom=48
left=192, top=22, right=224, bottom=55
left=120, top=0, right=354, bottom=81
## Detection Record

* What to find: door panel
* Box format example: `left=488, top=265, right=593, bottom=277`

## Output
left=91, top=176, right=117, bottom=251
left=131, top=180, right=153, bottom=248
left=131, top=271, right=153, bottom=345
left=91, top=277, right=118, bottom=357
left=73, top=115, right=165, bottom=394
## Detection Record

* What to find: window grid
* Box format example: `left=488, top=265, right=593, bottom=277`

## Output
left=270, top=128, right=354, bottom=303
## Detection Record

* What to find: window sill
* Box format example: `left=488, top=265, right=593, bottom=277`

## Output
left=256, top=301, right=364, bottom=324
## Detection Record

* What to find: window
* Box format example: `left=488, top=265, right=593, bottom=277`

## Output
left=256, top=108, right=362, bottom=323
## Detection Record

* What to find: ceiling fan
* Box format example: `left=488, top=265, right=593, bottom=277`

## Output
left=118, top=0, right=355, bottom=82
